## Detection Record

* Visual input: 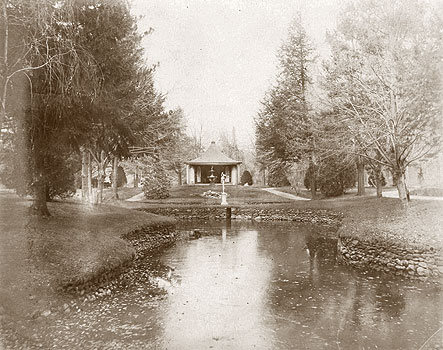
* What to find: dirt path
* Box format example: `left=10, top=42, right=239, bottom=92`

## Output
left=126, top=191, right=145, bottom=202
left=382, top=190, right=443, bottom=201
left=261, top=187, right=310, bottom=201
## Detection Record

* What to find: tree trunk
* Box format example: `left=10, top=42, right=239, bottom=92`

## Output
left=357, top=157, right=365, bottom=196
left=31, top=153, right=50, bottom=216
left=87, top=152, right=93, bottom=204
left=134, top=166, right=139, bottom=188
left=96, top=151, right=106, bottom=205
left=375, top=167, right=383, bottom=198
left=112, top=156, right=119, bottom=199
left=1, top=1, right=9, bottom=133
left=31, top=175, right=50, bottom=216
left=81, top=147, right=89, bottom=202
left=376, top=176, right=383, bottom=198
left=310, top=176, right=316, bottom=199
left=177, top=167, right=182, bottom=186
left=396, top=171, right=409, bottom=204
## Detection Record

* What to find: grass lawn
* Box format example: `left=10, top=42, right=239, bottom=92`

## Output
left=1, top=184, right=441, bottom=325
left=102, top=186, right=143, bottom=201
left=122, top=184, right=443, bottom=251
left=0, top=193, right=173, bottom=321
left=125, top=184, right=292, bottom=206
left=325, top=197, right=443, bottom=250
left=276, top=185, right=399, bottom=200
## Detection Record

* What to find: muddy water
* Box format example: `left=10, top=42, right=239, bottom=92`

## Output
left=4, top=221, right=443, bottom=349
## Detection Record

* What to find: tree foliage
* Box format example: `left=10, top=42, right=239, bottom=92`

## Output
left=255, top=20, right=316, bottom=187
left=304, top=155, right=356, bottom=197
left=0, top=0, right=184, bottom=214
left=323, top=0, right=443, bottom=202
left=240, top=170, right=253, bottom=186
left=142, top=158, right=170, bottom=199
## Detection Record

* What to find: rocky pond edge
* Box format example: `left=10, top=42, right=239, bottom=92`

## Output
left=63, top=204, right=442, bottom=295
left=139, top=206, right=443, bottom=283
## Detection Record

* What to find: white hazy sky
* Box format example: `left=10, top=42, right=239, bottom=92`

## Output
left=132, top=0, right=344, bottom=148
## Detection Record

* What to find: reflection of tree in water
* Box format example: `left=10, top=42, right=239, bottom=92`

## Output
left=374, top=280, right=406, bottom=319
left=305, top=233, right=338, bottom=268
left=349, top=279, right=368, bottom=329
left=267, top=231, right=343, bottom=315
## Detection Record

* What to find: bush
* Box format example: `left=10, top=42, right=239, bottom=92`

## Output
left=117, top=166, right=127, bottom=187
left=317, top=156, right=356, bottom=197
left=110, top=166, right=127, bottom=187
left=240, top=170, right=253, bottom=185
left=45, top=153, right=79, bottom=200
left=368, top=170, right=386, bottom=187
left=0, top=146, right=78, bottom=200
left=142, top=163, right=171, bottom=199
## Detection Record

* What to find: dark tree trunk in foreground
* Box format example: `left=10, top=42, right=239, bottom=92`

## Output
left=32, top=178, right=50, bottom=216
left=112, top=156, right=119, bottom=199
left=31, top=151, right=50, bottom=216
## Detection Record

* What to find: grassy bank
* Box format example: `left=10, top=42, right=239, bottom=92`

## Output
left=119, top=184, right=291, bottom=206
left=30, top=201, right=174, bottom=288
left=0, top=193, right=175, bottom=321
left=2, top=185, right=441, bottom=314
left=126, top=185, right=443, bottom=252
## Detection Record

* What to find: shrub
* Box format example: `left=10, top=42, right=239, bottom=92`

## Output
left=111, top=166, right=127, bottom=187
left=45, top=153, right=79, bottom=200
left=0, top=146, right=78, bottom=200
left=317, top=156, right=356, bottom=197
left=368, top=170, right=386, bottom=187
left=142, top=163, right=171, bottom=199
left=240, top=170, right=253, bottom=185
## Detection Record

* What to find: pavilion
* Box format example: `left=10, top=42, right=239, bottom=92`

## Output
left=185, top=141, right=242, bottom=185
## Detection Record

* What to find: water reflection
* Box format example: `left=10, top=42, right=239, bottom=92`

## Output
left=158, top=221, right=442, bottom=350
left=159, top=227, right=275, bottom=349
left=6, top=221, right=441, bottom=349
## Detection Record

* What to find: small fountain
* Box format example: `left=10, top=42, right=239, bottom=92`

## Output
left=207, top=166, right=217, bottom=184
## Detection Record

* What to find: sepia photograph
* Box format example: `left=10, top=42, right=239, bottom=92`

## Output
left=1, top=0, right=442, bottom=348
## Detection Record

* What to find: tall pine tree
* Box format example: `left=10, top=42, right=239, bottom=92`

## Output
left=255, top=20, right=316, bottom=188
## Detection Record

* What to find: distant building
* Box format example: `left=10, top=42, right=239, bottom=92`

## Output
left=185, top=141, right=242, bottom=185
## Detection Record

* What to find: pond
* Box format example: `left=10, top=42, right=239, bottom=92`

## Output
left=5, top=221, right=443, bottom=349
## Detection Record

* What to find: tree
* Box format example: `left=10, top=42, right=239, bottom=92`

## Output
left=316, top=155, right=356, bottom=197
left=323, top=0, right=443, bottom=204
left=2, top=0, right=101, bottom=215
left=255, top=19, right=316, bottom=190
left=142, top=157, right=170, bottom=199
left=240, top=170, right=253, bottom=186
left=219, top=128, right=243, bottom=162
left=76, top=1, right=144, bottom=204
left=161, top=108, right=193, bottom=185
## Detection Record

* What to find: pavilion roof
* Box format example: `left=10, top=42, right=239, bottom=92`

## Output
left=186, top=141, right=242, bottom=165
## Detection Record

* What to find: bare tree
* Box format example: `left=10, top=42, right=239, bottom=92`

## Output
left=323, top=0, right=443, bottom=204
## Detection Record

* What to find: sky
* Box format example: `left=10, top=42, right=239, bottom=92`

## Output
left=131, top=0, right=343, bottom=149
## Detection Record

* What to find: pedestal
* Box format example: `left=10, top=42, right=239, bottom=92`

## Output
left=221, top=192, right=228, bottom=206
